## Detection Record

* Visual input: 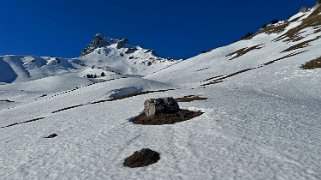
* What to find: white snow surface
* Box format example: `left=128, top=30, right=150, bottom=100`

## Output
left=1, top=6, right=321, bottom=180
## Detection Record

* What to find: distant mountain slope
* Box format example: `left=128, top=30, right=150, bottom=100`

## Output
left=0, top=34, right=177, bottom=84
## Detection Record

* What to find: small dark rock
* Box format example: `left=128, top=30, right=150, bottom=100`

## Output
left=45, top=134, right=58, bottom=138
left=123, top=148, right=160, bottom=168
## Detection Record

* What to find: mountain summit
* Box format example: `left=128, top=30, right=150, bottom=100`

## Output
left=81, top=34, right=130, bottom=56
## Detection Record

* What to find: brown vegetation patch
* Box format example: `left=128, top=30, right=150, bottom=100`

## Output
left=281, top=36, right=320, bottom=52
left=1, top=117, right=45, bottom=129
left=123, top=148, right=160, bottom=168
left=275, top=5, right=321, bottom=42
left=52, top=104, right=85, bottom=113
left=227, top=45, right=263, bottom=60
left=131, top=110, right=203, bottom=125
left=175, top=95, right=207, bottom=102
left=259, top=21, right=290, bottom=35
left=202, top=68, right=253, bottom=86
left=263, top=51, right=306, bottom=66
left=301, top=56, right=321, bottom=69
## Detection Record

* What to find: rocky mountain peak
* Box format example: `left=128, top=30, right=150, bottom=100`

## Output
left=81, top=33, right=130, bottom=56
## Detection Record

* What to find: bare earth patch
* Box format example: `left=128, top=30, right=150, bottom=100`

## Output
left=175, top=95, right=207, bottom=102
left=281, top=36, right=321, bottom=52
left=1, top=117, right=45, bottom=129
left=202, top=68, right=253, bottom=86
left=52, top=104, right=85, bottom=113
left=131, top=110, right=204, bottom=125
left=301, top=56, right=321, bottom=69
left=275, top=5, right=321, bottom=42
left=123, top=148, right=160, bottom=168
left=227, top=45, right=263, bottom=60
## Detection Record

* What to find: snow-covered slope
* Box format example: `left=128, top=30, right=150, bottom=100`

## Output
left=1, top=3, right=321, bottom=180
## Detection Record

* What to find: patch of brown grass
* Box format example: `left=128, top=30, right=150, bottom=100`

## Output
left=131, top=110, right=204, bottom=125
left=275, top=5, right=321, bottom=42
left=226, top=44, right=263, bottom=60
left=263, top=51, right=306, bottom=66
left=202, top=68, right=253, bottom=86
left=52, top=104, right=85, bottom=113
left=281, top=36, right=320, bottom=52
left=123, top=148, right=160, bottom=168
left=259, top=21, right=290, bottom=35
left=227, top=45, right=263, bottom=60
left=175, top=95, right=207, bottom=102
left=301, top=56, right=321, bottom=69
left=1, top=117, right=45, bottom=128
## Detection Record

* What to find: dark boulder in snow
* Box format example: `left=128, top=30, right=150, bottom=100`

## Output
left=123, top=148, right=160, bottom=168
left=144, top=97, right=180, bottom=117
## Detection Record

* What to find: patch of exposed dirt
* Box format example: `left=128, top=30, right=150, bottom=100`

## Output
left=202, top=49, right=306, bottom=87
left=227, top=45, right=263, bottom=60
left=131, top=110, right=203, bottom=125
left=175, top=95, right=207, bottom=102
left=281, top=36, right=321, bottom=52
left=52, top=104, right=85, bottom=113
left=202, top=68, right=253, bottom=86
left=1, top=117, right=45, bottom=129
left=301, top=56, right=321, bottom=69
left=275, top=5, right=321, bottom=42
left=123, top=148, right=160, bottom=168
left=259, top=21, right=290, bottom=35
left=263, top=51, right=306, bottom=66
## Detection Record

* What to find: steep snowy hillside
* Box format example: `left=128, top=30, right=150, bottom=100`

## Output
left=1, top=3, right=321, bottom=180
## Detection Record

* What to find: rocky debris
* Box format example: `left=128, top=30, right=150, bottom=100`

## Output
left=123, top=148, right=160, bottom=168
left=144, top=97, right=180, bottom=117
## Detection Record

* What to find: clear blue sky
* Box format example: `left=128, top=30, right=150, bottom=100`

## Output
left=0, top=0, right=317, bottom=59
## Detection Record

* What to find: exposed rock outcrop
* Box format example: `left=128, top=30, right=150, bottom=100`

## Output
left=144, top=97, right=180, bottom=117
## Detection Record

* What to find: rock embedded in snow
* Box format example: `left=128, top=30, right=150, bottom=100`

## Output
left=144, top=97, right=180, bottom=117
left=123, top=148, right=160, bottom=168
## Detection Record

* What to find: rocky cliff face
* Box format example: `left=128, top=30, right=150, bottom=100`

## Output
left=81, top=33, right=129, bottom=56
